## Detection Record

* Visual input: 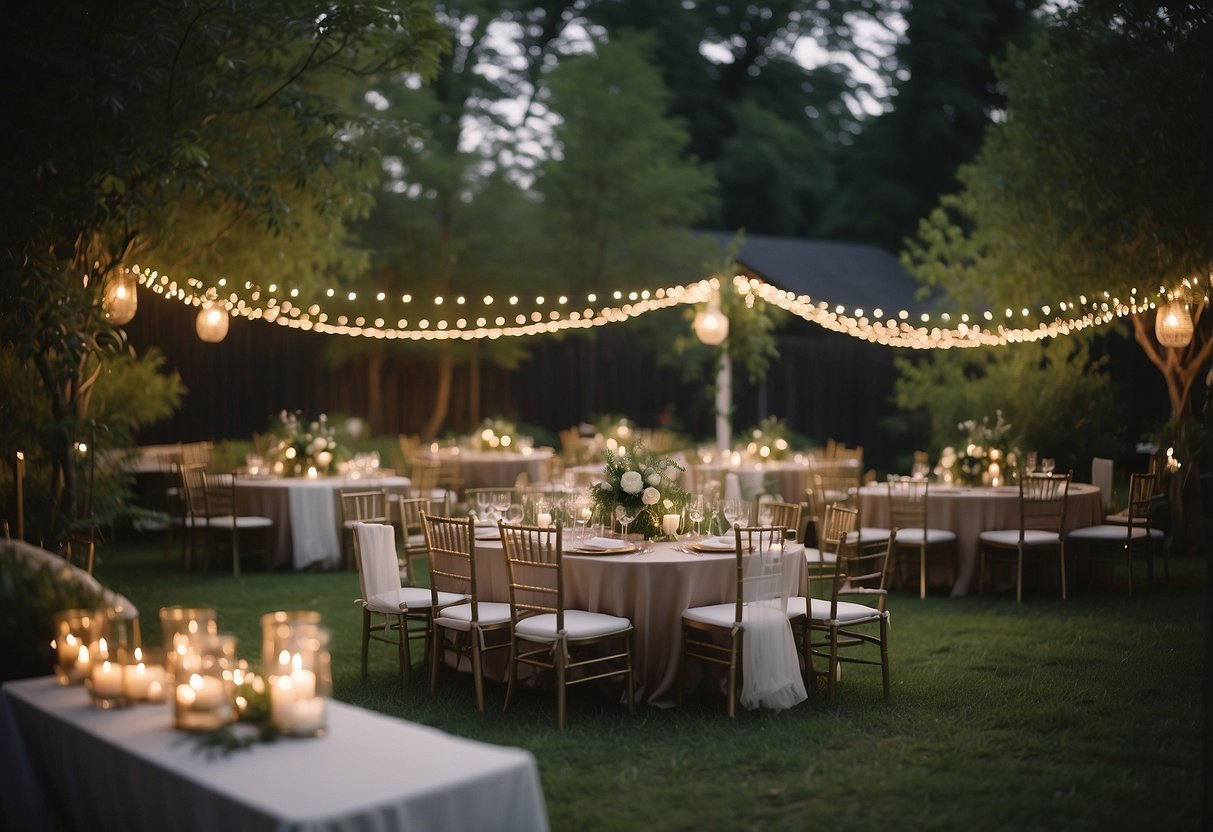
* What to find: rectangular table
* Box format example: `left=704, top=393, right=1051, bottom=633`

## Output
left=1, top=676, right=549, bottom=832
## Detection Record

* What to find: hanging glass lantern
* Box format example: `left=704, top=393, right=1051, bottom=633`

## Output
left=693, top=297, right=729, bottom=346
left=1155, top=299, right=1194, bottom=348
left=102, top=270, right=138, bottom=325
left=196, top=302, right=230, bottom=343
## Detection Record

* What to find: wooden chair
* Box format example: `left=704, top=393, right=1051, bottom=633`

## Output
left=888, top=478, right=957, bottom=598
left=339, top=488, right=391, bottom=571
left=177, top=462, right=213, bottom=570
left=64, top=533, right=97, bottom=575
left=423, top=512, right=512, bottom=711
left=411, top=456, right=461, bottom=506
left=1068, top=472, right=1160, bottom=595
left=396, top=496, right=434, bottom=585
left=796, top=501, right=859, bottom=598
left=978, top=472, right=1071, bottom=602
left=798, top=525, right=894, bottom=702
left=678, top=524, right=796, bottom=717
left=352, top=522, right=465, bottom=688
left=809, top=471, right=889, bottom=554
left=203, top=471, right=274, bottom=576
left=499, top=521, right=634, bottom=730
left=756, top=500, right=803, bottom=541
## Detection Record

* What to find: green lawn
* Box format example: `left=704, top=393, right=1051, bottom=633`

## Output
left=96, top=535, right=1208, bottom=831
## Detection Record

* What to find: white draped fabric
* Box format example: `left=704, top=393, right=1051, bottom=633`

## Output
left=739, top=544, right=807, bottom=711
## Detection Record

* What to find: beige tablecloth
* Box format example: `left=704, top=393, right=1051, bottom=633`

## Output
left=857, top=482, right=1103, bottom=595
left=468, top=538, right=804, bottom=707
left=422, top=450, right=553, bottom=491
left=0, top=676, right=548, bottom=832
left=235, top=475, right=412, bottom=570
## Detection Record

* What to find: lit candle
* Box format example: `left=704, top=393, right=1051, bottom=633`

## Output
left=123, top=648, right=166, bottom=701
left=287, top=697, right=326, bottom=735
left=91, top=660, right=125, bottom=698
left=146, top=679, right=165, bottom=702
left=57, top=633, right=81, bottom=666
left=662, top=514, right=680, bottom=536
left=75, top=644, right=92, bottom=681
left=177, top=673, right=227, bottom=711
left=536, top=512, right=552, bottom=528
left=306, top=466, right=318, bottom=479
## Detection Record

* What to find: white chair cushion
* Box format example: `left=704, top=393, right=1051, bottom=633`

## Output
left=367, top=587, right=466, bottom=614
left=682, top=603, right=738, bottom=628
left=894, top=527, right=957, bottom=545
left=845, top=527, right=891, bottom=544
left=515, top=610, right=631, bottom=642
left=803, top=548, right=838, bottom=566
left=806, top=597, right=885, bottom=625
left=979, top=529, right=1060, bottom=547
left=208, top=515, right=273, bottom=529
left=1067, top=524, right=1148, bottom=541
left=434, top=601, right=513, bottom=629
left=405, top=533, right=427, bottom=547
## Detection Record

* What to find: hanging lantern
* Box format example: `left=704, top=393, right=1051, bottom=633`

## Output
left=196, top=303, right=230, bottom=343
left=692, top=299, right=729, bottom=346
left=1155, top=299, right=1194, bottom=348
left=102, top=270, right=138, bottom=325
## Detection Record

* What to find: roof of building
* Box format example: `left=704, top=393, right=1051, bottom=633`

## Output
left=701, top=230, right=934, bottom=315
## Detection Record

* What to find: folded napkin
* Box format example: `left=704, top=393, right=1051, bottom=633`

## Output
left=699, top=535, right=736, bottom=550
left=583, top=536, right=629, bottom=550
left=474, top=527, right=499, bottom=539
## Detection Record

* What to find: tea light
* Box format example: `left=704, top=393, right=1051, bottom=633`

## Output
left=306, top=466, right=318, bottom=479
left=75, top=644, right=93, bottom=681
left=178, top=672, right=228, bottom=712
left=123, top=648, right=166, bottom=701
left=287, top=696, right=327, bottom=736
left=536, top=512, right=552, bottom=528
left=146, top=679, right=165, bottom=702
left=662, top=514, right=680, bottom=536
left=91, top=659, right=125, bottom=698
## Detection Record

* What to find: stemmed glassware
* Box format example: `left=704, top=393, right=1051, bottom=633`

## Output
left=1040, top=457, right=1056, bottom=474
left=722, top=499, right=747, bottom=532
left=1025, top=452, right=1038, bottom=475
left=686, top=495, right=706, bottom=539
left=474, top=491, right=492, bottom=522
left=614, top=504, right=638, bottom=541
left=490, top=490, right=511, bottom=522
left=572, top=494, right=591, bottom=541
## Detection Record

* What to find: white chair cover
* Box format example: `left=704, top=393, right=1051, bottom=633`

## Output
left=354, top=522, right=400, bottom=600
left=739, top=543, right=807, bottom=711
left=724, top=472, right=742, bottom=501
left=1091, top=458, right=1114, bottom=512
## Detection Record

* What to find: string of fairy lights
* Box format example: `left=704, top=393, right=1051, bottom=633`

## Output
left=120, top=263, right=1210, bottom=349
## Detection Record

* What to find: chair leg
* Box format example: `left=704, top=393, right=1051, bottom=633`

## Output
left=429, top=625, right=443, bottom=698
left=827, top=627, right=840, bottom=702
left=880, top=618, right=890, bottom=700
left=801, top=622, right=817, bottom=692
left=1015, top=546, right=1024, bottom=604
left=231, top=531, right=240, bottom=577
left=361, top=609, right=371, bottom=681
left=397, top=613, right=410, bottom=688
left=1058, top=543, right=1067, bottom=601
left=726, top=632, right=739, bottom=719
left=625, top=631, right=635, bottom=715
left=502, top=637, right=518, bottom=713
left=555, top=646, right=567, bottom=730
left=471, top=632, right=486, bottom=713
left=676, top=625, right=687, bottom=706
left=919, top=545, right=927, bottom=599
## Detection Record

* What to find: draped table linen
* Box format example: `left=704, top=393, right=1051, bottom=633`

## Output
left=857, top=482, right=1103, bottom=595
left=0, top=676, right=548, bottom=832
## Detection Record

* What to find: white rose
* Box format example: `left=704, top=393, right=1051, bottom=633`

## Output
left=646, top=472, right=661, bottom=486
left=641, top=486, right=660, bottom=506
left=620, top=471, right=644, bottom=494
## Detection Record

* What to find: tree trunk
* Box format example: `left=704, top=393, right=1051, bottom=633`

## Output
left=422, top=344, right=454, bottom=441
left=469, top=340, right=480, bottom=427
left=365, top=347, right=385, bottom=434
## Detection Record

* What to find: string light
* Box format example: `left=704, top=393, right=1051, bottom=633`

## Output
left=126, top=264, right=1210, bottom=348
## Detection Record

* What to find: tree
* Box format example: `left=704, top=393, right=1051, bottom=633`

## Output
left=0, top=0, right=447, bottom=545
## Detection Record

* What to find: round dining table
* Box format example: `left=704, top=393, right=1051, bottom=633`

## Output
left=857, top=482, right=1103, bottom=596
left=235, top=474, right=412, bottom=570
left=468, top=536, right=805, bottom=707
left=421, top=449, right=554, bottom=491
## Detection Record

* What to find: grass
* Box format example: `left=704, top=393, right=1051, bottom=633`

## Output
left=96, top=534, right=1208, bottom=831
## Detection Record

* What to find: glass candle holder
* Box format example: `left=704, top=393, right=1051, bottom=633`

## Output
left=160, top=606, right=217, bottom=685
left=52, top=609, right=96, bottom=685
left=122, top=646, right=167, bottom=703
left=174, top=632, right=237, bottom=731
left=232, top=659, right=268, bottom=723
left=267, top=624, right=331, bottom=738
left=259, top=610, right=323, bottom=675
left=86, top=609, right=138, bottom=708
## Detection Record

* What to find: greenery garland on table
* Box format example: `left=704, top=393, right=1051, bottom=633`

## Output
left=589, top=444, right=688, bottom=539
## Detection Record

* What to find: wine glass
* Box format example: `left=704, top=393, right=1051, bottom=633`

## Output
left=614, top=504, right=638, bottom=541
left=722, top=499, right=746, bottom=532
left=1025, top=452, right=1038, bottom=475
left=1040, top=457, right=1056, bottom=474
left=505, top=503, right=524, bottom=524
left=490, top=490, right=510, bottom=521
left=474, top=491, right=491, bottom=522
left=687, top=495, right=706, bottom=539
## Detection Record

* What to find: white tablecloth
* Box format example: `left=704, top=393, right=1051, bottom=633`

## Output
left=0, top=676, right=549, bottom=832
left=235, top=476, right=412, bottom=570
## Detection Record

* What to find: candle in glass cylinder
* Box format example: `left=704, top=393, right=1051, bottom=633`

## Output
left=536, top=512, right=552, bottom=528
left=123, top=647, right=166, bottom=702
left=662, top=514, right=680, bottom=537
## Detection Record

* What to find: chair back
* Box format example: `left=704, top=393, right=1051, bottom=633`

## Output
left=499, top=521, right=564, bottom=631
left=180, top=463, right=210, bottom=518
left=807, top=471, right=858, bottom=528
left=203, top=471, right=237, bottom=516
left=818, top=503, right=859, bottom=551
left=397, top=496, right=430, bottom=537
left=830, top=527, right=894, bottom=617
left=1091, top=457, right=1114, bottom=512
left=731, top=525, right=791, bottom=625
left=1019, top=472, right=1071, bottom=535
left=1125, top=472, right=1157, bottom=531
left=65, top=533, right=96, bottom=575
left=887, top=477, right=930, bottom=542
left=757, top=500, right=802, bottom=532
left=353, top=522, right=401, bottom=600
left=422, top=513, right=480, bottom=614
left=340, top=489, right=390, bottom=525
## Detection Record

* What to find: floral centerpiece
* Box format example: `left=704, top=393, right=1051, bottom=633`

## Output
left=939, top=411, right=1014, bottom=486
left=472, top=418, right=523, bottom=451
left=589, top=444, right=688, bottom=539
left=738, top=416, right=795, bottom=461
left=266, top=411, right=344, bottom=476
